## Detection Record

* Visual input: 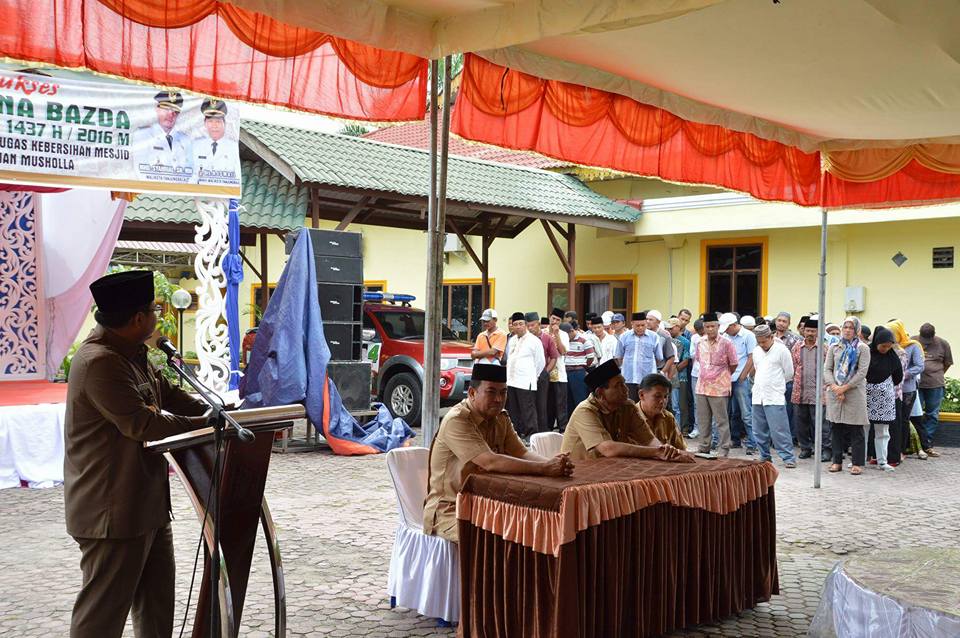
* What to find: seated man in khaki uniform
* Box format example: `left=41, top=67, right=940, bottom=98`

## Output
left=561, top=359, right=694, bottom=463
left=636, top=373, right=687, bottom=450
left=423, top=363, right=575, bottom=542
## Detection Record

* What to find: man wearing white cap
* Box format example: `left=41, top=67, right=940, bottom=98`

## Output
left=646, top=310, right=676, bottom=378
left=471, top=308, right=507, bottom=365
left=740, top=315, right=757, bottom=331
left=721, top=312, right=758, bottom=453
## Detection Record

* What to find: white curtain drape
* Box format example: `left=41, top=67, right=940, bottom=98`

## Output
left=42, top=190, right=126, bottom=377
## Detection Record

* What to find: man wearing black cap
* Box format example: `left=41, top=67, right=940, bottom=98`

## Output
left=615, top=311, right=664, bottom=402
left=64, top=271, right=210, bottom=638
left=545, top=308, right=571, bottom=430
left=506, top=311, right=545, bottom=437
left=561, top=360, right=694, bottom=463
left=529, top=312, right=560, bottom=432
left=691, top=312, right=739, bottom=457
left=194, top=98, right=239, bottom=185
left=424, top=364, right=574, bottom=542
left=791, top=317, right=831, bottom=460
left=134, top=90, right=193, bottom=181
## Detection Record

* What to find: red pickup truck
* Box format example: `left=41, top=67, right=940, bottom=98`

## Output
left=362, top=302, right=475, bottom=426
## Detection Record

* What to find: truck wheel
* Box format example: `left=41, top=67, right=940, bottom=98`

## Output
left=384, top=372, right=422, bottom=427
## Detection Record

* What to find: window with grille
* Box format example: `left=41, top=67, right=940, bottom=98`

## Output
left=441, top=283, right=485, bottom=341
left=705, top=244, right=762, bottom=316
left=933, top=246, right=954, bottom=269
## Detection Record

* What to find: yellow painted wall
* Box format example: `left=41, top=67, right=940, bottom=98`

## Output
left=234, top=212, right=960, bottom=351
left=68, top=199, right=960, bottom=380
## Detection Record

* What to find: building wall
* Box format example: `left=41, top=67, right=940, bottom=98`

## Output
left=236, top=210, right=960, bottom=351
left=67, top=199, right=958, bottom=378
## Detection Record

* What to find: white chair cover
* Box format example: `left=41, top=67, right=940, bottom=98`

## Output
left=386, top=446, right=460, bottom=623
left=530, top=431, right=564, bottom=458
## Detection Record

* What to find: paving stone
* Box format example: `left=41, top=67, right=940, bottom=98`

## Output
left=1, top=433, right=957, bottom=637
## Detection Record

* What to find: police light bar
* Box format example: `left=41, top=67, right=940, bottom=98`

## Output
left=362, top=292, right=416, bottom=303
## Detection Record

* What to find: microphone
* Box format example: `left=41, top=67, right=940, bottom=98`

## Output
left=157, top=336, right=181, bottom=361
left=157, top=337, right=256, bottom=443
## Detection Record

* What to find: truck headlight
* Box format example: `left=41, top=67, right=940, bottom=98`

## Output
left=440, top=358, right=457, bottom=371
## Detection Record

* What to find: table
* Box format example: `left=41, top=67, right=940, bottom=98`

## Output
left=456, top=457, right=779, bottom=637
left=809, top=548, right=960, bottom=638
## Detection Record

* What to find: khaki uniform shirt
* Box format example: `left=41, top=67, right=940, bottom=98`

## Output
left=561, top=395, right=656, bottom=461
left=636, top=406, right=686, bottom=450
left=64, top=326, right=207, bottom=539
left=423, top=399, right=528, bottom=542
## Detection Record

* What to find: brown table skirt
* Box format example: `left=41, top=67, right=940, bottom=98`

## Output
left=458, top=489, right=778, bottom=638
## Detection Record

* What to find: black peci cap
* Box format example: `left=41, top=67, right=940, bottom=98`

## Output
left=90, top=271, right=154, bottom=314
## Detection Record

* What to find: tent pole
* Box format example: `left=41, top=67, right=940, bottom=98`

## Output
left=813, top=206, right=828, bottom=488
left=567, top=223, right=576, bottom=313
left=422, top=57, right=452, bottom=448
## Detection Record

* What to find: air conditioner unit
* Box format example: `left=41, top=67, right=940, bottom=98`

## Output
left=443, top=233, right=463, bottom=253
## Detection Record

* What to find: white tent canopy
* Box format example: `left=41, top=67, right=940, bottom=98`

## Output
left=231, top=0, right=960, bottom=151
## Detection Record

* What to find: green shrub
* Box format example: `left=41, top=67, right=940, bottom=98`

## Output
left=942, top=377, right=960, bottom=413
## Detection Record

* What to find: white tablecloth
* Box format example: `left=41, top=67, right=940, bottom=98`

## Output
left=810, top=550, right=960, bottom=638
left=0, top=403, right=65, bottom=489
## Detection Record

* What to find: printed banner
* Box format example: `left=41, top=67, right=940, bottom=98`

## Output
left=0, top=69, right=241, bottom=197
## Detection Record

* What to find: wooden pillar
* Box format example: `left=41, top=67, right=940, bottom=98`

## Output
left=310, top=186, right=319, bottom=229
left=567, top=223, right=576, bottom=313
left=260, top=232, right=270, bottom=309
left=481, top=234, right=490, bottom=309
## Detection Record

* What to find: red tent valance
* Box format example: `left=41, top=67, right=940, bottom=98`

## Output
left=453, top=54, right=960, bottom=210
left=452, top=54, right=821, bottom=206
left=0, top=0, right=427, bottom=121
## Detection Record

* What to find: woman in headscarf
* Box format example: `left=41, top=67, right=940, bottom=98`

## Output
left=886, top=319, right=924, bottom=463
left=825, top=317, right=872, bottom=475
left=864, top=327, right=903, bottom=472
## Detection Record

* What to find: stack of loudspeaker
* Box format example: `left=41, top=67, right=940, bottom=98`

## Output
left=285, top=227, right=371, bottom=411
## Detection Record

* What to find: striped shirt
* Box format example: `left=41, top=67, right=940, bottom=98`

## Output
left=565, top=334, right=595, bottom=369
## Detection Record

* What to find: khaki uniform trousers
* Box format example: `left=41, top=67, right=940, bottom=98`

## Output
left=71, top=523, right=175, bottom=638
left=696, top=394, right=732, bottom=455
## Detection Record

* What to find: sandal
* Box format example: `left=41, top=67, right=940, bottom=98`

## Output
left=850, top=466, right=863, bottom=475
left=828, top=464, right=842, bottom=473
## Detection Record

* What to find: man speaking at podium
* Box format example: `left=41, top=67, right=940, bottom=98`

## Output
left=64, top=271, right=210, bottom=638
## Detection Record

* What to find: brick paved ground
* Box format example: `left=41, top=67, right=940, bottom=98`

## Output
left=1, top=427, right=958, bottom=637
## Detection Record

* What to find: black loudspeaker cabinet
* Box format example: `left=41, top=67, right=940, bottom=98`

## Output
left=317, top=283, right=363, bottom=322
left=324, top=322, right=362, bottom=361
left=285, top=227, right=365, bottom=360
left=314, top=254, right=363, bottom=284
left=285, top=228, right=362, bottom=258
left=326, top=360, right=372, bottom=411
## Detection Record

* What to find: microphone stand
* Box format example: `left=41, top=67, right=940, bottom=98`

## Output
left=164, top=352, right=254, bottom=638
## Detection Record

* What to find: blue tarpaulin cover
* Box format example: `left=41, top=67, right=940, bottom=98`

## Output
left=240, top=230, right=413, bottom=454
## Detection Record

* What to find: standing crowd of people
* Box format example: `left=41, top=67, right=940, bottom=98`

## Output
left=471, top=306, right=953, bottom=474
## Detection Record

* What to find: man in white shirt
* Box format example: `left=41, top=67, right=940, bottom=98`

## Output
left=506, top=312, right=545, bottom=438
left=194, top=98, right=240, bottom=187
left=646, top=310, right=677, bottom=378
left=687, top=318, right=705, bottom=439
left=590, top=314, right=618, bottom=364
left=133, top=91, right=193, bottom=184
left=583, top=314, right=603, bottom=367
left=750, top=324, right=797, bottom=467
left=546, top=310, right=570, bottom=431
